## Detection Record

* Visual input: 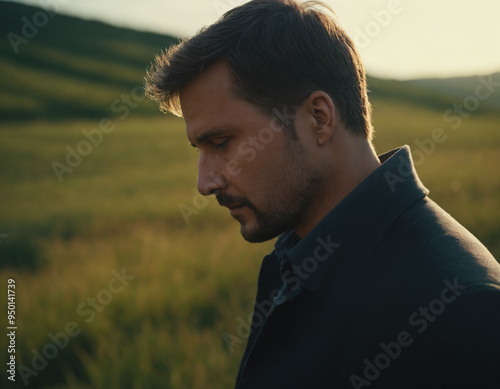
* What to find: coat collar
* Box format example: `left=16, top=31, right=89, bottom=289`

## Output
left=276, top=145, right=429, bottom=292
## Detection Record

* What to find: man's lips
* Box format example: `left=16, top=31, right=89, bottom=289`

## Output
left=226, top=204, right=244, bottom=216
left=216, top=194, right=250, bottom=216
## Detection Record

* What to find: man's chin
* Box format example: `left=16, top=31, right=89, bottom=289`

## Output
left=233, top=207, right=288, bottom=243
left=239, top=222, right=281, bottom=243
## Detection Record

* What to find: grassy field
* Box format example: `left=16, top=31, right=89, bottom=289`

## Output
left=1, top=101, right=499, bottom=388
left=1, top=1, right=499, bottom=388
left=0, top=114, right=276, bottom=388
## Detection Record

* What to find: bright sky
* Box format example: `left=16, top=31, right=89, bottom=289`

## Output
left=10, top=0, right=500, bottom=79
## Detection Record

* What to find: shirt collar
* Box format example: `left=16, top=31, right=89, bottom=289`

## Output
left=278, top=145, right=429, bottom=292
left=274, top=230, right=301, bottom=262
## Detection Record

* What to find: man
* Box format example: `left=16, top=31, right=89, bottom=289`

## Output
left=145, top=1, right=500, bottom=388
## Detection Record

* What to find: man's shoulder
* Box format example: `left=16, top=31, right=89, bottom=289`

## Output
left=383, top=195, right=500, bottom=287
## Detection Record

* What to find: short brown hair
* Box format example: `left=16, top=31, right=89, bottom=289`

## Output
left=145, top=0, right=373, bottom=139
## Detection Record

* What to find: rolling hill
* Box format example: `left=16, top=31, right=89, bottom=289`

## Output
left=0, top=1, right=177, bottom=120
left=1, top=1, right=498, bottom=122
left=407, top=73, right=500, bottom=112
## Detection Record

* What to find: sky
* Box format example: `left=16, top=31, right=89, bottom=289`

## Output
left=9, top=0, right=500, bottom=80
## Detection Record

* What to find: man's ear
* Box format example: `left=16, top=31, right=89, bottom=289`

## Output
left=307, top=91, right=336, bottom=146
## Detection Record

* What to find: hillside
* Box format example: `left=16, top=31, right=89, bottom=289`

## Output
left=1, top=1, right=497, bottom=122
left=0, top=1, right=177, bottom=120
left=407, top=73, right=500, bottom=112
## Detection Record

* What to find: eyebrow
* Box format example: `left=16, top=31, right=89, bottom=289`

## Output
left=189, top=127, right=233, bottom=148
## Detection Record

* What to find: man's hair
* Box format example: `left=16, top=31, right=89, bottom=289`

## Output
left=145, top=0, right=373, bottom=139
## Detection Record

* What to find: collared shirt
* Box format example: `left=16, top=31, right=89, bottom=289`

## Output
left=272, top=230, right=302, bottom=306
left=234, top=145, right=500, bottom=389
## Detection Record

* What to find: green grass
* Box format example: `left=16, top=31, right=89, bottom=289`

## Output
left=1, top=103, right=499, bottom=388
left=0, top=114, right=276, bottom=388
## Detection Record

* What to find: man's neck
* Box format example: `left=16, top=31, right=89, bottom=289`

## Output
left=294, top=138, right=380, bottom=238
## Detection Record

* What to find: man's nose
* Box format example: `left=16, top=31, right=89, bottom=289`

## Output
left=197, top=153, right=229, bottom=196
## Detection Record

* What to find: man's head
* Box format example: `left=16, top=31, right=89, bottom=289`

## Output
left=145, top=0, right=372, bottom=139
left=146, top=0, right=377, bottom=242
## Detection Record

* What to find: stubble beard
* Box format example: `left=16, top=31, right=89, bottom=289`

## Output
left=238, top=139, right=322, bottom=243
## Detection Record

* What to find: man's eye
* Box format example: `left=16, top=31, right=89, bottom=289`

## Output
left=213, top=139, right=229, bottom=150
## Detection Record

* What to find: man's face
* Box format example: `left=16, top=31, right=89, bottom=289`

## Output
left=180, top=61, right=322, bottom=242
